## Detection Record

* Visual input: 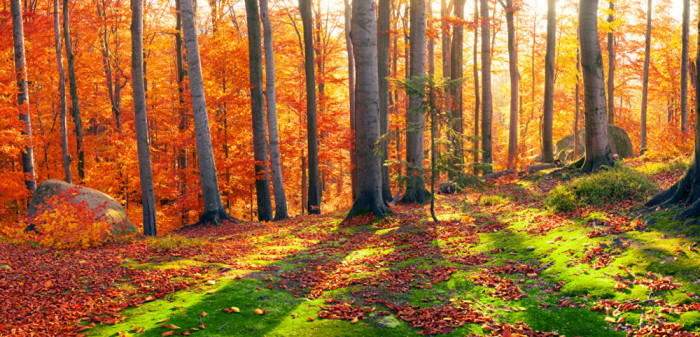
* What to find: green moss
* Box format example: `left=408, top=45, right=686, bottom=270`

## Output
left=480, top=194, right=511, bottom=206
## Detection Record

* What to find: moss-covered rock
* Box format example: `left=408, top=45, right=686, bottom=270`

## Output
left=554, top=125, right=633, bottom=163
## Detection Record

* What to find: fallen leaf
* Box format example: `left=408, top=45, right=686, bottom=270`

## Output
left=156, top=318, right=170, bottom=323
left=161, top=332, right=174, bottom=337
left=200, top=312, right=208, bottom=317
left=254, top=308, right=264, bottom=315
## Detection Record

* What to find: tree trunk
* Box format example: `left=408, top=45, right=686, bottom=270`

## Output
left=300, top=0, right=321, bottom=214
left=180, top=0, right=229, bottom=224
left=378, top=0, right=392, bottom=203
left=346, top=0, right=387, bottom=220
left=175, top=0, right=188, bottom=224
left=11, top=0, right=36, bottom=192
left=344, top=0, right=357, bottom=201
left=579, top=0, right=613, bottom=172
left=131, top=0, right=157, bottom=236
left=480, top=0, right=493, bottom=174
left=441, top=0, right=450, bottom=127
left=645, top=15, right=700, bottom=219
left=505, top=0, right=518, bottom=170
left=63, top=0, right=84, bottom=181
left=640, top=0, right=652, bottom=154
left=53, top=0, right=71, bottom=183
left=449, top=0, right=464, bottom=178
left=402, top=0, right=429, bottom=203
left=542, top=0, right=555, bottom=163
left=244, top=0, right=273, bottom=222
left=574, top=48, right=581, bottom=159
left=606, top=0, right=614, bottom=125
left=473, top=0, right=479, bottom=173
left=681, top=0, right=690, bottom=132
left=260, top=0, right=288, bottom=221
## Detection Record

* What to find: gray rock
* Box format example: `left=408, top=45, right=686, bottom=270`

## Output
left=27, top=179, right=136, bottom=235
left=554, top=125, right=634, bottom=163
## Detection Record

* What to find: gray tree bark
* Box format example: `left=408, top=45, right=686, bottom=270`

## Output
left=180, top=0, right=229, bottom=223
left=681, top=0, right=690, bottom=131
left=450, top=0, right=464, bottom=177
left=402, top=0, right=429, bottom=203
left=344, top=0, right=356, bottom=201
left=131, top=0, right=157, bottom=236
left=480, top=0, right=493, bottom=173
left=441, top=0, right=450, bottom=126
left=346, top=0, right=388, bottom=219
left=378, top=0, right=392, bottom=203
left=640, top=0, right=652, bottom=154
left=300, top=0, right=321, bottom=214
left=579, top=0, right=613, bottom=172
left=542, top=0, right=555, bottom=163
left=11, top=0, right=36, bottom=192
left=607, top=0, right=615, bottom=125
left=63, top=0, right=84, bottom=181
left=53, top=0, right=71, bottom=183
left=473, top=0, right=479, bottom=173
left=260, top=0, right=288, bottom=221
left=504, top=0, right=518, bottom=170
left=245, top=0, right=273, bottom=222
left=175, top=0, right=188, bottom=224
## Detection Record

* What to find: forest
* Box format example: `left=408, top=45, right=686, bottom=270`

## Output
left=2, top=0, right=700, bottom=335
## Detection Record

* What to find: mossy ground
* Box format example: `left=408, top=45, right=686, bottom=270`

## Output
left=7, top=159, right=699, bottom=336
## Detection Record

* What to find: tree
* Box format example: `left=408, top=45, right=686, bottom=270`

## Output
left=680, top=0, right=690, bottom=132
left=260, top=0, right=289, bottom=221
left=542, top=0, right=555, bottom=163
left=378, top=0, right=392, bottom=203
left=345, top=0, right=388, bottom=219
left=606, top=0, right=615, bottom=125
left=579, top=0, right=613, bottom=172
left=480, top=0, right=493, bottom=174
left=63, top=0, right=85, bottom=181
left=473, top=0, right=480, bottom=172
left=402, top=0, right=429, bottom=203
left=503, top=0, right=518, bottom=169
left=449, top=0, right=465, bottom=177
left=344, top=0, right=357, bottom=201
left=11, top=0, right=36, bottom=192
left=180, top=0, right=229, bottom=224
left=640, top=0, right=652, bottom=154
left=299, top=0, right=321, bottom=215
left=53, top=0, right=71, bottom=184
left=131, top=0, right=157, bottom=236
left=645, top=14, right=700, bottom=219
left=245, top=0, right=273, bottom=222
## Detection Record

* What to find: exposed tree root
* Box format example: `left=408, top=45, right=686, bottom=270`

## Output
left=645, top=158, right=700, bottom=219
left=400, top=188, right=431, bottom=204
left=344, top=191, right=390, bottom=222
left=176, top=208, right=237, bottom=232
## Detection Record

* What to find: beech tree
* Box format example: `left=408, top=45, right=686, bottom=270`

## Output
left=480, top=0, right=493, bottom=174
left=503, top=0, right=518, bottom=170
left=378, top=0, right=392, bottom=202
left=131, top=0, right=157, bottom=236
left=640, top=0, right=652, bottom=153
left=680, top=0, right=690, bottom=132
left=472, top=0, right=480, bottom=172
left=344, top=0, right=356, bottom=201
left=300, top=0, right=321, bottom=215
left=53, top=0, right=70, bottom=184
left=345, top=0, right=388, bottom=219
left=606, top=0, right=614, bottom=125
left=11, top=0, right=36, bottom=192
left=579, top=0, right=613, bottom=172
left=245, top=0, right=273, bottom=222
left=449, top=0, right=465, bottom=177
left=180, top=0, right=229, bottom=224
left=542, top=0, right=555, bottom=163
left=260, top=0, right=289, bottom=221
left=64, top=0, right=85, bottom=181
left=402, top=0, right=429, bottom=203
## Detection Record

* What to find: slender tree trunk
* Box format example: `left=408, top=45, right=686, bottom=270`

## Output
left=449, top=0, right=464, bottom=177
left=344, top=0, right=357, bottom=201
left=607, top=0, right=614, bottom=125
left=378, top=0, right=392, bottom=202
left=63, top=0, right=84, bottom=181
left=402, top=0, right=429, bottom=203
left=441, top=0, right=450, bottom=137
left=505, top=0, right=518, bottom=169
left=640, top=0, right=652, bottom=154
left=542, top=0, right=555, bottom=163
left=245, top=0, right=273, bottom=222
left=175, top=0, right=188, bottom=224
left=473, top=0, right=479, bottom=173
left=480, top=0, right=493, bottom=173
left=579, top=0, right=613, bottom=172
left=131, top=0, right=156, bottom=236
left=260, top=0, right=288, bottom=220
left=300, top=0, right=321, bottom=214
left=681, top=0, right=690, bottom=132
left=11, top=0, right=36, bottom=192
left=574, top=48, right=581, bottom=159
left=180, top=0, right=229, bottom=223
left=346, top=0, right=387, bottom=219
left=53, top=0, right=70, bottom=183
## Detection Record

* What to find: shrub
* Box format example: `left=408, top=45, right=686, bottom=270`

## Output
left=480, top=194, right=510, bottom=206
left=635, top=159, right=689, bottom=177
left=22, top=187, right=112, bottom=249
left=545, top=167, right=659, bottom=212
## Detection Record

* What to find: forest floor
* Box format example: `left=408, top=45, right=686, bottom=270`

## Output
left=2, top=159, right=700, bottom=336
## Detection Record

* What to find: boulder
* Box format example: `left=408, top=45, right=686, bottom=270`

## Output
left=554, top=125, right=634, bottom=163
left=27, top=179, right=136, bottom=235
